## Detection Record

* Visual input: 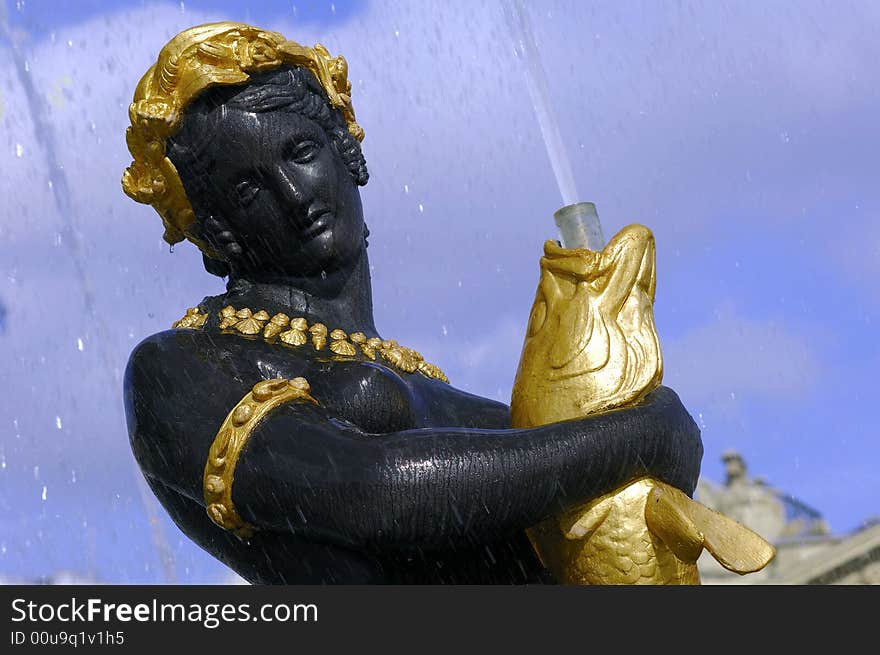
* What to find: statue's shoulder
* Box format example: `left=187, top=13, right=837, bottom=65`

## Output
left=124, top=327, right=260, bottom=401
left=123, top=328, right=254, bottom=498
left=127, top=327, right=223, bottom=374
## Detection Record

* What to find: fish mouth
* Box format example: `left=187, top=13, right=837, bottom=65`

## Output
left=540, top=240, right=600, bottom=281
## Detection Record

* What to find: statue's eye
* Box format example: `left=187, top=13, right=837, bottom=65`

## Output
left=235, top=180, right=260, bottom=206
left=289, top=140, right=321, bottom=164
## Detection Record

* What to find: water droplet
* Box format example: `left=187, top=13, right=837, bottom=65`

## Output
left=33, top=465, right=39, bottom=480
left=41, top=486, right=47, bottom=501
left=169, top=244, right=175, bottom=253
left=15, top=144, right=23, bottom=157
left=67, top=40, right=73, bottom=48
left=418, top=203, right=424, bottom=213
left=403, top=184, right=409, bottom=194
left=55, top=416, right=62, bottom=430
left=76, top=337, right=84, bottom=351
left=441, top=324, right=448, bottom=336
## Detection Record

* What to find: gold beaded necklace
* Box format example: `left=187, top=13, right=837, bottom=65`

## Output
left=172, top=305, right=449, bottom=383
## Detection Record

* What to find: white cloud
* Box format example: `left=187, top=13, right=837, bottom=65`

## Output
left=662, top=303, right=819, bottom=410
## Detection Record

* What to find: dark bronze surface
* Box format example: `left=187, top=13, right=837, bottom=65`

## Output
left=123, top=62, right=703, bottom=584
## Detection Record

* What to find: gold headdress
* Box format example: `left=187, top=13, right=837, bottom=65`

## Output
left=122, top=22, right=364, bottom=254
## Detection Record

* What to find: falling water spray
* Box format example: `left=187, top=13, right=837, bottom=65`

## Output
left=0, top=4, right=177, bottom=583
left=502, top=0, right=605, bottom=250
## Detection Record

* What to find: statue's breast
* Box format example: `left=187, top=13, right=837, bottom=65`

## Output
left=308, top=359, right=420, bottom=434
left=221, top=339, right=420, bottom=434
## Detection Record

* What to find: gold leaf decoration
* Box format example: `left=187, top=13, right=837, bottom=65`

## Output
left=175, top=305, right=448, bottom=382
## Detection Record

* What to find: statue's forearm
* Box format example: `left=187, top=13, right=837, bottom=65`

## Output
left=233, top=386, right=701, bottom=549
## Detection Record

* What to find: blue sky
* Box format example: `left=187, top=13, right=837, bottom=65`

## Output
left=1, top=0, right=878, bottom=583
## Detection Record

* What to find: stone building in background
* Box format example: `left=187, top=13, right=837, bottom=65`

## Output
left=696, top=450, right=880, bottom=584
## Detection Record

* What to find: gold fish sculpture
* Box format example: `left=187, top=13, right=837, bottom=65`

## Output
left=510, top=224, right=775, bottom=584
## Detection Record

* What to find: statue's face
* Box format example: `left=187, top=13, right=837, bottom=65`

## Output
left=189, top=101, right=365, bottom=278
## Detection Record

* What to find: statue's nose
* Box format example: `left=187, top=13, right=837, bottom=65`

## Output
left=273, top=165, right=311, bottom=212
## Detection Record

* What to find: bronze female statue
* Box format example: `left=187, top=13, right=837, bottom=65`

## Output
left=121, top=23, right=702, bottom=584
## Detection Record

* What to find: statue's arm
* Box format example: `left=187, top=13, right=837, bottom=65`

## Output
left=124, top=332, right=701, bottom=550
left=231, top=385, right=700, bottom=548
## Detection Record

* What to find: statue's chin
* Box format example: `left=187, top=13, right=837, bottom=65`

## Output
left=245, top=233, right=354, bottom=280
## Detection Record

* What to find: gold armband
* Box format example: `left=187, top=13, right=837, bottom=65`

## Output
left=203, top=377, right=318, bottom=539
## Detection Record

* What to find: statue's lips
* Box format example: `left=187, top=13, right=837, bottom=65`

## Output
left=299, top=210, right=334, bottom=242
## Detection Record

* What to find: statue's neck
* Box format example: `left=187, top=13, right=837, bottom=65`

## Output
left=209, top=249, right=379, bottom=337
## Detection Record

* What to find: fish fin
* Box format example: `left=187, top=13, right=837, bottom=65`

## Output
left=650, top=481, right=776, bottom=574
left=526, top=518, right=566, bottom=570
left=687, top=500, right=776, bottom=574
left=559, top=496, right=614, bottom=541
left=645, top=484, right=705, bottom=563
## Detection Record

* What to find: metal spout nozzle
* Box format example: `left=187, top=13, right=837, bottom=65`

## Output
left=553, top=202, right=605, bottom=250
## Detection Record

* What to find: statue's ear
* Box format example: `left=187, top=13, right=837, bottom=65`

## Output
left=200, top=215, right=244, bottom=264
